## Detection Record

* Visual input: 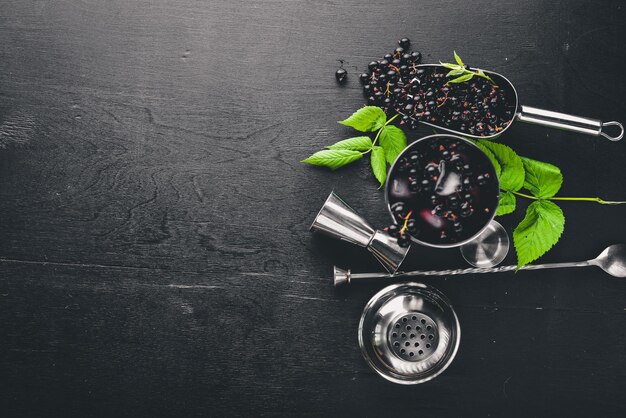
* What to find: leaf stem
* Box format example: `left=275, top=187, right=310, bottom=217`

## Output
left=371, top=126, right=383, bottom=146
left=360, top=114, right=400, bottom=156
left=509, top=190, right=626, bottom=205
left=510, top=190, right=537, bottom=200
left=363, top=113, right=400, bottom=155
left=548, top=196, right=626, bottom=205
left=385, top=114, right=399, bottom=125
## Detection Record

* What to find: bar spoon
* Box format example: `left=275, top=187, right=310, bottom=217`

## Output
left=334, top=244, right=626, bottom=286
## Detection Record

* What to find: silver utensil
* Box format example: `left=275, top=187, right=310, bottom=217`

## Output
left=334, top=244, right=626, bottom=286
left=385, top=134, right=510, bottom=268
left=412, top=64, right=623, bottom=141
left=359, top=282, right=460, bottom=384
left=310, top=191, right=410, bottom=273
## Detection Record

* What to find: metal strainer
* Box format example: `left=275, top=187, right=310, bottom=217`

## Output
left=358, top=282, right=460, bottom=384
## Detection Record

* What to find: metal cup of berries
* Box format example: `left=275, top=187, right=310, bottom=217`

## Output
left=385, top=134, right=499, bottom=249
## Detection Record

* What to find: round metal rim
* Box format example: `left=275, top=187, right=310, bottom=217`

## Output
left=384, top=134, right=500, bottom=249
left=460, top=220, right=510, bottom=267
left=357, top=282, right=461, bottom=385
left=309, top=189, right=336, bottom=232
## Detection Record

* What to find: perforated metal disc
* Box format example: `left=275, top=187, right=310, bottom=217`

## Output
left=389, top=313, right=439, bottom=361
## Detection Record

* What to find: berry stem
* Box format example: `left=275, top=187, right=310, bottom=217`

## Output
left=509, top=190, right=626, bottom=205
left=399, top=210, right=414, bottom=236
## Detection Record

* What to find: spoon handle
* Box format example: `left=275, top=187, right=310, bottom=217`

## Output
left=516, top=106, right=624, bottom=141
left=348, top=260, right=592, bottom=280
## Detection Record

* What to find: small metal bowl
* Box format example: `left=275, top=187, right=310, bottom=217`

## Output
left=385, top=134, right=500, bottom=248
left=358, top=282, right=460, bottom=384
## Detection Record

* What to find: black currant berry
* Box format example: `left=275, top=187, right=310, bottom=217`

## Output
left=386, top=224, right=401, bottom=238
left=398, top=37, right=411, bottom=49
left=335, top=68, right=347, bottom=84
left=448, top=195, right=460, bottom=210
left=397, top=234, right=411, bottom=248
left=432, top=204, right=444, bottom=217
left=425, top=163, right=438, bottom=178
left=459, top=202, right=473, bottom=218
left=391, top=202, right=407, bottom=218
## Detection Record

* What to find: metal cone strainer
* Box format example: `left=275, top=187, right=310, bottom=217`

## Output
left=358, top=282, right=460, bottom=384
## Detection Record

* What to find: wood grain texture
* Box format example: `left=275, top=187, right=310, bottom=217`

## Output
left=1, top=0, right=626, bottom=416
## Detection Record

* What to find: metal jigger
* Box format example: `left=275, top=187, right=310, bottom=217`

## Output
left=310, top=191, right=410, bottom=273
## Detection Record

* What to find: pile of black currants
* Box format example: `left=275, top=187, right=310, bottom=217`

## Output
left=359, top=38, right=516, bottom=137
left=385, top=136, right=499, bottom=247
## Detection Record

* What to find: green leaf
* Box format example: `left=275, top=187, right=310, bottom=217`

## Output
left=338, top=106, right=386, bottom=132
left=370, top=146, right=387, bottom=187
left=472, top=140, right=502, bottom=177
left=513, top=200, right=565, bottom=268
left=379, top=125, right=407, bottom=164
left=326, top=136, right=373, bottom=151
left=448, top=73, right=474, bottom=83
left=478, top=140, right=525, bottom=191
left=440, top=61, right=461, bottom=70
left=453, top=51, right=464, bottom=67
left=521, top=157, right=563, bottom=199
left=302, top=149, right=362, bottom=170
left=447, top=69, right=464, bottom=77
left=476, top=69, right=496, bottom=84
left=496, top=191, right=516, bottom=216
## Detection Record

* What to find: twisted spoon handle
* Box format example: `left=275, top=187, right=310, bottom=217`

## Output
left=348, top=260, right=592, bottom=281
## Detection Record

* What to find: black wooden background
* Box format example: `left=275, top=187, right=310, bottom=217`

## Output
left=1, top=0, right=626, bottom=416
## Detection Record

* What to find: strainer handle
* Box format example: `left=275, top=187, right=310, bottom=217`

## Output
left=516, top=105, right=623, bottom=141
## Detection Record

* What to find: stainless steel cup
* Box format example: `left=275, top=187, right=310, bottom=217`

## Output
left=310, top=191, right=409, bottom=273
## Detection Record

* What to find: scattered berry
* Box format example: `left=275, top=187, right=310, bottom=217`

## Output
left=335, top=68, right=347, bottom=84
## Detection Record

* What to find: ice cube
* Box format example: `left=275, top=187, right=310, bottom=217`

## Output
left=435, top=161, right=461, bottom=196
left=389, top=177, right=412, bottom=200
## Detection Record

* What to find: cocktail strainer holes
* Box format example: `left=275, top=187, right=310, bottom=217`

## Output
left=389, top=313, right=439, bottom=361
